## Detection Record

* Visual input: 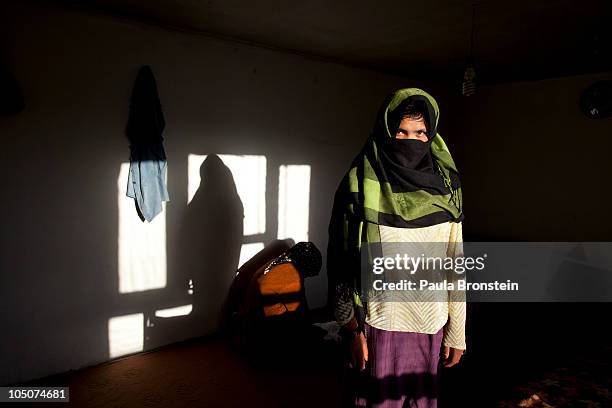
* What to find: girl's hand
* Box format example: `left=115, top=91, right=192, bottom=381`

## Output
left=441, top=346, right=464, bottom=367
left=349, top=332, right=368, bottom=370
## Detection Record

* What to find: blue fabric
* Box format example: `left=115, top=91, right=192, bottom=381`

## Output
left=126, top=143, right=169, bottom=222
left=125, top=65, right=169, bottom=222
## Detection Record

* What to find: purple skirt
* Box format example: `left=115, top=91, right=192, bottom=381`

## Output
left=343, top=324, right=444, bottom=408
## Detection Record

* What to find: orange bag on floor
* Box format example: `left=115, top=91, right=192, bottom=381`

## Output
left=256, top=262, right=303, bottom=317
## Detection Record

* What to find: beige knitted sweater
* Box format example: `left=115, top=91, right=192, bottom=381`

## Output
left=334, top=221, right=466, bottom=350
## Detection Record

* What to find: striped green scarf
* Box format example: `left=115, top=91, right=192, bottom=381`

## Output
left=327, top=88, right=463, bottom=319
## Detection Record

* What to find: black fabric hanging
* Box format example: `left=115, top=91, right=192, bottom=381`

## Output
left=126, top=65, right=170, bottom=222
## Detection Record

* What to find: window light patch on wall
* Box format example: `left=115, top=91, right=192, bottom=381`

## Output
left=108, top=313, right=144, bottom=358
left=188, top=154, right=266, bottom=236
left=278, top=165, right=311, bottom=243
left=238, top=242, right=265, bottom=269
left=154, top=304, right=193, bottom=318
left=117, top=163, right=167, bottom=294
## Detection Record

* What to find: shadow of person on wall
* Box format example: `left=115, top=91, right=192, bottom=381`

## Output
left=150, top=154, right=244, bottom=345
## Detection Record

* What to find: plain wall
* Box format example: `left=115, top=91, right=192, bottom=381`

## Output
left=0, top=2, right=458, bottom=385
left=449, top=72, right=612, bottom=241
left=441, top=73, right=612, bottom=403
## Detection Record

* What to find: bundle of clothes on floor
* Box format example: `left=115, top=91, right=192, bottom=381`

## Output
left=222, top=240, right=341, bottom=367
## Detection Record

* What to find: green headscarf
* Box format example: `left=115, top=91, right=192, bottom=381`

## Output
left=326, top=88, right=463, bottom=322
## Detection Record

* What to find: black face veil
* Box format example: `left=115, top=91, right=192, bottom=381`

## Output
left=379, top=97, right=437, bottom=173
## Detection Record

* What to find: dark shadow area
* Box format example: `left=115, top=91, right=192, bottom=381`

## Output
left=147, top=154, right=244, bottom=345
left=439, top=302, right=612, bottom=406
left=0, top=58, right=24, bottom=116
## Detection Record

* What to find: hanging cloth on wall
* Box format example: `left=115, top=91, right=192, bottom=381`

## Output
left=126, top=65, right=169, bottom=222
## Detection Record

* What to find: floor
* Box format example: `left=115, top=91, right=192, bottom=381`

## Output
left=19, top=304, right=612, bottom=407
left=24, top=334, right=341, bottom=408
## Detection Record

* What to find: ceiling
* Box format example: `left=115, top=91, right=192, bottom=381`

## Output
left=57, top=0, right=612, bottom=84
